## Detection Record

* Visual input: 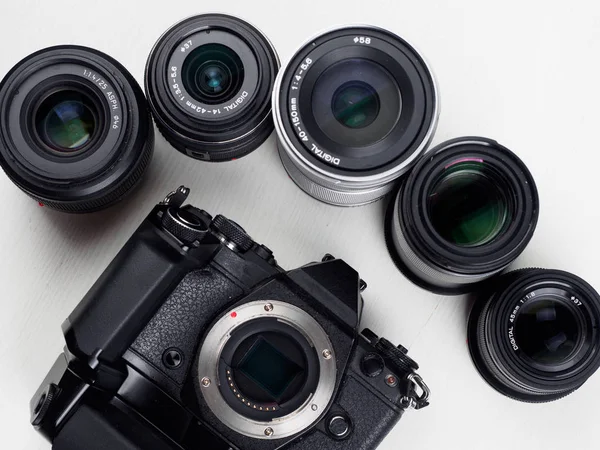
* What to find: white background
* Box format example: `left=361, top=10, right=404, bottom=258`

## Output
left=1, top=1, right=599, bottom=449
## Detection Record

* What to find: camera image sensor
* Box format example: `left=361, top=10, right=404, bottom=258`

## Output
left=468, top=269, right=600, bottom=402
left=0, top=46, right=154, bottom=213
left=236, top=335, right=305, bottom=401
left=274, top=26, right=439, bottom=206
left=145, top=14, right=279, bottom=162
left=385, top=137, right=539, bottom=294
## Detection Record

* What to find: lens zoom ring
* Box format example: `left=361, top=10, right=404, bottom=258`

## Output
left=28, top=116, right=154, bottom=213
left=278, top=144, right=393, bottom=206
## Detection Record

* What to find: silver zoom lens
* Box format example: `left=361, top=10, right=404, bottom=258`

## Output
left=273, top=25, right=439, bottom=207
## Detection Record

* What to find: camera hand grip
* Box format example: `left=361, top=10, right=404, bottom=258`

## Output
left=62, top=221, right=197, bottom=365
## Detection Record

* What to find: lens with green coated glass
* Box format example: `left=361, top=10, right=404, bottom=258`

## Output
left=385, top=137, right=539, bottom=295
left=145, top=14, right=279, bottom=162
left=0, top=45, right=154, bottom=213
left=428, top=162, right=510, bottom=247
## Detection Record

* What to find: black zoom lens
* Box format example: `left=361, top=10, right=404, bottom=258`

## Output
left=468, top=269, right=600, bottom=402
left=0, top=46, right=154, bottom=213
left=145, top=14, right=279, bottom=162
left=385, top=137, right=539, bottom=294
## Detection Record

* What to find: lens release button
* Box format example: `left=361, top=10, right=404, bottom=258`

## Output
left=328, top=415, right=351, bottom=439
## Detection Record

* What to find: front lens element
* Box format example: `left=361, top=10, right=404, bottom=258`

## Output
left=428, top=162, right=509, bottom=247
left=202, top=64, right=228, bottom=93
left=515, top=299, right=580, bottom=366
left=310, top=58, right=401, bottom=149
left=332, top=80, right=380, bottom=129
left=182, top=43, right=244, bottom=105
left=36, top=91, right=98, bottom=152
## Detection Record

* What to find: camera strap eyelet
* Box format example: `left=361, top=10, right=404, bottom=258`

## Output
left=401, top=373, right=430, bottom=410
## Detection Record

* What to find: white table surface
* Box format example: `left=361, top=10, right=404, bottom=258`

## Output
left=1, top=1, right=599, bottom=449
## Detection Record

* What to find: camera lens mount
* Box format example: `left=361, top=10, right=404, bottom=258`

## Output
left=197, top=300, right=336, bottom=439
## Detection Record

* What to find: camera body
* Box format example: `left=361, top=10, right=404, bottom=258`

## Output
left=31, top=187, right=428, bottom=450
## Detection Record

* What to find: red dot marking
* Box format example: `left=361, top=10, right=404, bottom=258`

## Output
left=38, top=202, right=44, bottom=207
left=231, top=312, right=237, bottom=318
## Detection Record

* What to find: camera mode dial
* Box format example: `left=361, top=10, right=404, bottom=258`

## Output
left=162, top=207, right=210, bottom=245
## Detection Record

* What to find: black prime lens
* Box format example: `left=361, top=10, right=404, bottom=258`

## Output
left=274, top=26, right=439, bottom=206
left=468, top=269, right=600, bottom=402
left=0, top=46, right=154, bottom=213
left=385, top=137, right=539, bottom=294
left=145, top=14, right=279, bottom=162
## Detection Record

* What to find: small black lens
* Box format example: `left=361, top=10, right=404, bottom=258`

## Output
left=145, top=14, right=279, bottom=162
left=35, top=91, right=98, bottom=153
left=0, top=46, right=154, bottom=213
left=182, top=43, right=243, bottom=105
left=468, top=269, right=600, bottom=402
left=428, top=162, right=509, bottom=247
left=332, top=80, right=380, bottom=129
left=514, top=298, right=580, bottom=366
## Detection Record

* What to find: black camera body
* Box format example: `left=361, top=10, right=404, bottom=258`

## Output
left=31, top=187, right=428, bottom=450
